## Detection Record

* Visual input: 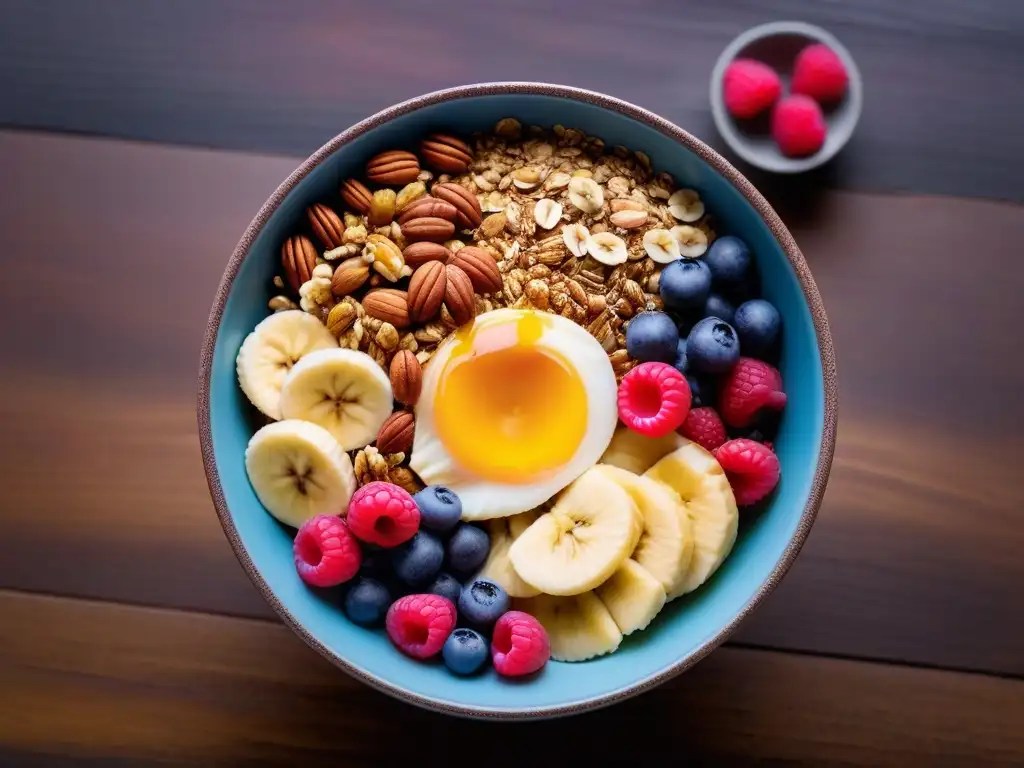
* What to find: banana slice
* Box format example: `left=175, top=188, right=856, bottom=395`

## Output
left=599, top=425, right=685, bottom=475
left=244, top=419, right=357, bottom=528
left=236, top=310, right=338, bottom=420
left=595, top=559, right=666, bottom=635
left=597, top=465, right=693, bottom=596
left=279, top=348, right=393, bottom=451
left=645, top=440, right=738, bottom=597
left=509, top=467, right=642, bottom=596
left=476, top=509, right=543, bottom=598
left=519, top=592, right=622, bottom=662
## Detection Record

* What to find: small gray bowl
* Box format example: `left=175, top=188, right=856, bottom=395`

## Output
left=710, top=21, right=863, bottom=173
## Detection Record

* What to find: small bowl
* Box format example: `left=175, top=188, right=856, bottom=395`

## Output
left=710, top=21, right=863, bottom=173
left=198, top=82, right=838, bottom=720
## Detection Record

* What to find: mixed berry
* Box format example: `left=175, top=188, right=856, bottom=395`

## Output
left=722, top=42, right=850, bottom=158
left=618, top=231, right=785, bottom=508
left=294, top=482, right=552, bottom=678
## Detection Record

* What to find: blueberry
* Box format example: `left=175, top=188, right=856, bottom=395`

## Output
left=413, top=485, right=463, bottom=533
left=625, top=311, right=679, bottom=364
left=703, top=293, right=736, bottom=325
left=660, top=259, right=712, bottom=312
left=427, top=572, right=463, bottom=605
left=343, top=577, right=391, bottom=627
left=458, top=578, right=510, bottom=628
left=687, top=317, right=740, bottom=373
left=446, top=523, right=490, bottom=575
left=390, top=531, right=444, bottom=586
left=442, top=628, right=490, bottom=676
left=685, top=374, right=704, bottom=407
left=359, top=548, right=391, bottom=578
left=733, top=299, right=781, bottom=358
left=672, top=337, right=688, bottom=374
left=704, top=236, right=752, bottom=288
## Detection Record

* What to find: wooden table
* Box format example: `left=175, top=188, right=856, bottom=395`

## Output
left=2, top=1, right=1022, bottom=764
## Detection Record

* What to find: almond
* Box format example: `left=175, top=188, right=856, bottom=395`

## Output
left=340, top=179, right=372, bottom=214
left=331, top=256, right=370, bottom=296
left=610, top=198, right=646, bottom=213
left=420, top=134, right=473, bottom=174
left=366, top=150, right=420, bottom=185
left=402, top=216, right=456, bottom=243
left=402, top=241, right=452, bottom=269
left=389, top=350, right=423, bottom=407
left=407, top=261, right=446, bottom=323
left=376, top=411, right=415, bottom=454
left=432, top=182, right=483, bottom=229
left=398, top=196, right=458, bottom=224
left=448, top=246, right=502, bottom=294
left=444, top=264, right=476, bottom=326
left=281, top=235, right=317, bottom=293
left=609, top=209, right=648, bottom=229
left=362, top=288, right=411, bottom=329
left=307, top=203, right=346, bottom=249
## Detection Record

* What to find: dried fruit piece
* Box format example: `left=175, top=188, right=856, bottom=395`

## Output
left=568, top=176, right=604, bottom=214
left=449, top=246, right=502, bottom=294
left=444, top=264, right=476, bottom=325
left=534, top=198, right=563, bottom=230
left=331, top=256, right=371, bottom=296
left=367, top=150, right=420, bottom=185
left=421, top=134, right=473, bottom=173
left=396, top=181, right=428, bottom=212
left=668, top=189, right=705, bottom=222
left=670, top=225, right=709, bottom=258
left=407, top=261, right=446, bottom=323
left=403, top=241, right=452, bottom=269
left=433, top=182, right=483, bottom=229
left=511, top=166, right=543, bottom=191
left=326, top=301, right=358, bottom=336
left=340, top=179, right=373, bottom=214
left=281, top=235, right=318, bottom=293
left=643, top=229, right=682, bottom=264
left=588, top=231, right=628, bottom=266
left=562, top=223, right=590, bottom=258
left=367, top=189, right=397, bottom=228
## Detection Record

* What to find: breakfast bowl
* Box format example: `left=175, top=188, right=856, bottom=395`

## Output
left=710, top=21, right=863, bottom=173
left=197, top=82, right=837, bottom=719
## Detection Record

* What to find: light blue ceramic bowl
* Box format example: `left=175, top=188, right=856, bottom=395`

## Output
left=198, top=83, right=837, bottom=720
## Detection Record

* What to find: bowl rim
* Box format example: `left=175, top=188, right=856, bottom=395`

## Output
left=197, top=81, right=838, bottom=720
left=709, top=20, right=864, bottom=173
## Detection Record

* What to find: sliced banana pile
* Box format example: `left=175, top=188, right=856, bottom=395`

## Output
left=235, top=310, right=394, bottom=528
left=496, top=430, right=737, bottom=662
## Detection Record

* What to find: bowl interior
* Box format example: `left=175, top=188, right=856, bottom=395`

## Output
left=710, top=22, right=863, bottom=173
left=207, top=91, right=826, bottom=716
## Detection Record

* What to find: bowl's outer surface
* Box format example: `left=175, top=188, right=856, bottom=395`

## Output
left=199, top=84, right=837, bottom=719
left=710, top=21, right=864, bottom=173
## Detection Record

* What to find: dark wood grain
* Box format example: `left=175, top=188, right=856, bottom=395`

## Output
left=1, top=590, right=1021, bottom=766
left=1, top=130, right=1022, bottom=677
left=1, top=0, right=1023, bottom=202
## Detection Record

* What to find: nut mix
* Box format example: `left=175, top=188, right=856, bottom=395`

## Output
left=268, top=118, right=719, bottom=487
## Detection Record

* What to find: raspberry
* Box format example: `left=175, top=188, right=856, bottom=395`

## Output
left=293, top=515, right=362, bottom=588
left=491, top=611, right=550, bottom=677
left=715, top=438, right=781, bottom=506
left=722, top=58, right=782, bottom=119
left=346, top=481, right=420, bottom=548
left=792, top=43, right=848, bottom=103
left=771, top=95, right=827, bottom=158
left=618, top=362, right=692, bottom=438
left=679, top=406, right=727, bottom=452
left=719, top=357, right=787, bottom=429
left=385, top=594, right=456, bottom=660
